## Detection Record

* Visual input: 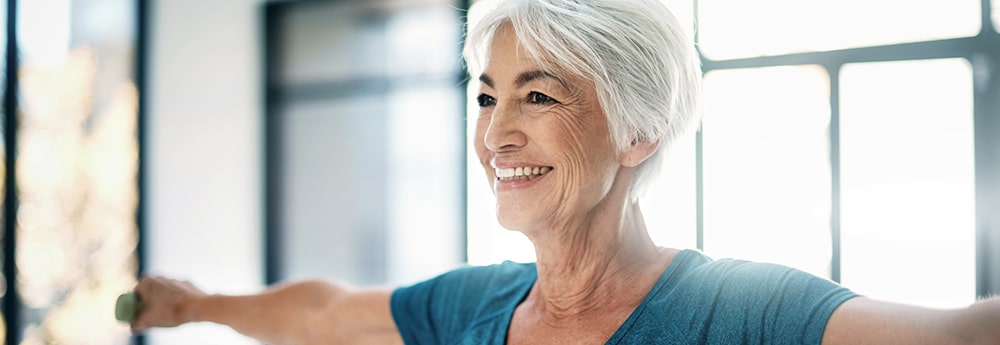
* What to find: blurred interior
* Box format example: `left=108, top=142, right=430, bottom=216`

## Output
left=0, top=0, right=997, bottom=344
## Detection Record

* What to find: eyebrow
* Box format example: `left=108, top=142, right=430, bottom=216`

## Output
left=478, top=70, right=568, bottom=90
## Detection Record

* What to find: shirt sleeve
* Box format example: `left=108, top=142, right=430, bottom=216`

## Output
left=390, top=268, right=468, bottom=345
left=390, top=262, right=535, bottom=345
left=684, top=259, right=857, bottom=344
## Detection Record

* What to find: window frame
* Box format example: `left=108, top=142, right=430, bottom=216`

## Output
left=694, top=0, right=1000, bottom=298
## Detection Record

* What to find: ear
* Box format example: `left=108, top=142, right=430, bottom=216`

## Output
left=620, top=138, right=661, bottom=168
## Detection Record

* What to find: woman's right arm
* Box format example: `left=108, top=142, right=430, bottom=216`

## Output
left=131, top=276, right=403, bottom=345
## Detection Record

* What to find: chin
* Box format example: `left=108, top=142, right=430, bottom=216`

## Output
left=495, top=205, right=524, bottom=230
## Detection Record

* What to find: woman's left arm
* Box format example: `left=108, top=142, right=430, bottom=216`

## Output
left=822, top=296, right=1000, bottom=344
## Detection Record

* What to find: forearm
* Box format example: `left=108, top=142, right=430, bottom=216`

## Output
left=133, top=276, right=401, bottom=345
left=187, top=280, right=346, bottom=345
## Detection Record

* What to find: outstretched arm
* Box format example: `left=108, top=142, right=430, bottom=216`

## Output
left=131, top=276, right=402, bottom=345
left=822, top=296, right=1000, bottom=345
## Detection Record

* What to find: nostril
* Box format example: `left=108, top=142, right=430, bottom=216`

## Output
left=483, top=124, right=527, bottom=152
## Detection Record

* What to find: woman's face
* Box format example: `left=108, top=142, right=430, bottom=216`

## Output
left=474, top=25, right=623, bottom=232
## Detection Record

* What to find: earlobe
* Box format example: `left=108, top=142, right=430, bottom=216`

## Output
left=621, top=139, right=660, bottom=167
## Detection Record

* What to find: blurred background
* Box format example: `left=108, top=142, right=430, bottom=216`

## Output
left=0, top=0, right=996, bottom=344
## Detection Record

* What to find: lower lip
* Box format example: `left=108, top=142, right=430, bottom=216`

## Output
left=494, top=172, right=549, bottom=192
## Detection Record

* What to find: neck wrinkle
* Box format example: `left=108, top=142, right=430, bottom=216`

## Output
left=527, top=199, right=661, bottom=321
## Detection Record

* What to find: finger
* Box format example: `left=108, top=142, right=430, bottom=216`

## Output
left=131, top=307, right=150, bottom=333
left=134, top=275, right=155, bottom=298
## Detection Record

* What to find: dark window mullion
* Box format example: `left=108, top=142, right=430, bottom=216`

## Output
left=135, top=0, right=149, bottom=344
left=3, top=0, right=18, bottom=344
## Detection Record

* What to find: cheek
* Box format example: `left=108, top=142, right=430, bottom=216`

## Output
left=553, top=116, right=614, bottom=165
left=548, top=116, right=618, bottom=188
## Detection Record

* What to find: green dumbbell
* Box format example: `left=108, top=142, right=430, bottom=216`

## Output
left=115, top=292, right=144, bottom=322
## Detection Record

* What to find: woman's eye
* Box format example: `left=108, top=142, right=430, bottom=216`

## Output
left=528, top=91, right=556, bottom=105
left=477, top=94, right=496, bottom=107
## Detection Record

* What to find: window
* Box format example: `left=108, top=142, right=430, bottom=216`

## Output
left=839, top=59, right=975, bottom=307
left=266, top=0, right=466, bottom=285
left=3, top=0, right=142, bottom=344
left=995, top=0, right=1000, bottom=32
left=698, top=0, right=981, bottom=60
left=702, top=65, right=832, bottom=277
left=697, top=0, right=997, bottom=306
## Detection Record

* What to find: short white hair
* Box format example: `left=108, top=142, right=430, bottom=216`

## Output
left=463, top=0, right=703, bottom=201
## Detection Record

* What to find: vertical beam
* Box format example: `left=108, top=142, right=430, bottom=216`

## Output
left=134, top=0, right=148, bottom=343
left=695, top=130, right=704, bottom=251
left=263, top=2, right=284, bottom=285
left=973, top=53, right=1000, bottom=300
left=828, top=64, right=842, bottom=284
left=694, top=0, right=704, bottom=252
left=974, top=0, right=1000, bottom=298
left=458, top=0, right=470, bottom=263
left=2, top=0, right=18, bottom=343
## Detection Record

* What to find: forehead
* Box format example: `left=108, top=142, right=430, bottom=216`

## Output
left=483, top=24, right=543, bottom=75
left=479, top=24, right=595, bottom=94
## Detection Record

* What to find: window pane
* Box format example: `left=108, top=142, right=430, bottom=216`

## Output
left=840, top=58, right=975, bottom=308
left=279, top=97, right=391, bottom=284
left=699, top=0, right=982, bottom=60
left=274, top=1, right=464, bottom=284
left=643, top=135, right=697, bottom=250
left=994, top=0, right=1000, bottom=32
left=386, top=86, right=464, bottom=284
left=661, top=0, right=695, bottom=42
left=16, top=0, right=138, bottom=344
left=703, top=65, right=832, bottom=278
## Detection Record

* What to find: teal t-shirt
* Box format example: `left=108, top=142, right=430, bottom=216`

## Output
left=391, top=249, right=856, bottom=344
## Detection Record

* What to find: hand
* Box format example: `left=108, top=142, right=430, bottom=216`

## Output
left=131, top=275, right=207, bottom=333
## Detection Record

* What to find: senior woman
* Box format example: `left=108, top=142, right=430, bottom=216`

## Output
left=131, top=0, right=1000, bottom=344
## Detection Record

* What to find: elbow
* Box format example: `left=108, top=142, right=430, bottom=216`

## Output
left=950, top=300, right=1000, bottom=345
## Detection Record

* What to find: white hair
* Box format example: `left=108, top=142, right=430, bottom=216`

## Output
left=463, top=0, right=703, bottom=201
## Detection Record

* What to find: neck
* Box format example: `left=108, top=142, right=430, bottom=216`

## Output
left=525, top=199, right=664, bottom=319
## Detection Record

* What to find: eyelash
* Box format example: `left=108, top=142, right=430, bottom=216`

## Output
left=476, top=92, right=558, bottom=108
left=477, top=94, right=496, bottom=107
left=527, top=91, right=556, bottom=105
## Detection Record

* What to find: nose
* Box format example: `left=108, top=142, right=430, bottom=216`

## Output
left=483, top=102, right=527, bottom=152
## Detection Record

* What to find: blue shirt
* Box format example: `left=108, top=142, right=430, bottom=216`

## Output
left=391, top=249, right=856, bottom=344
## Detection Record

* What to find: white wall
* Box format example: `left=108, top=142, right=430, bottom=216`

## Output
left=146, top=0, right=264, bottom=344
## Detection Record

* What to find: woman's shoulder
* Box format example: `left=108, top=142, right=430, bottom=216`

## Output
left=666, top=249, right=823, bottom=283
left=619, top=250, right=854, bottom=344
left=391, top=260, right=536, bottom=340
left=653, top=249, right=852, bottom=308
left=395, top=260, right=536, bottom=303
left=438, top=260, right=537, bottom=289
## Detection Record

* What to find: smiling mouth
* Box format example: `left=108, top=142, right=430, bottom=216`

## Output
left=495, top=166, right=553, bottom=181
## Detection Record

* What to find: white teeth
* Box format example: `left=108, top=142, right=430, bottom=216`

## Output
left=495, top=166, right=552, bottom=181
